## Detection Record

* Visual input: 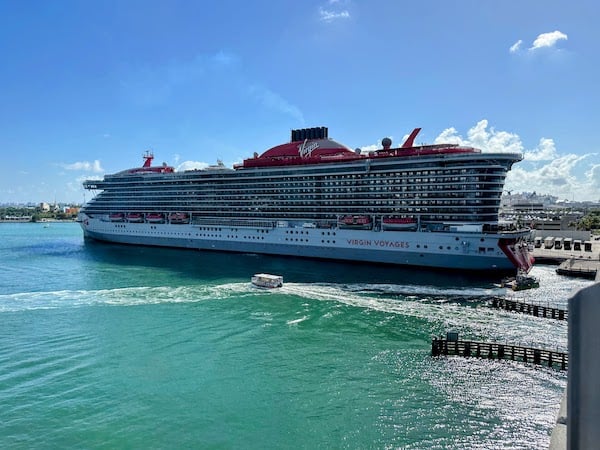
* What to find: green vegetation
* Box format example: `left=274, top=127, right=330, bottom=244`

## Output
left=0, top=206, right=79, bottom=222
left=576, top=209, right=600, bottom=232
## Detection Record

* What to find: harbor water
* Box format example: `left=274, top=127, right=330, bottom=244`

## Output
left=0, top=223, right=594, bottom=448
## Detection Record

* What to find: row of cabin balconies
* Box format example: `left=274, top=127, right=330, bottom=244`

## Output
left=93, top=172, right=508, bottom=191
left=89, top=183, right=505, bottom=199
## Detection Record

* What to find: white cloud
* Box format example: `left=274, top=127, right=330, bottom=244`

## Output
left=434, top=120, right=599, bottom=201
left=119, top=50, right=300, bottom=126
left=61, top=160, right=104, bottom=173
left=211, top=50, right=239, bottom=66
left=506, top=154, right=594, bottom=199
left=76, top=175, right=103, bottom=183
left=248, top=85, right=304, bottom=123
left=434, top=120, right=524, bottom=154
left=509, top=40, right=522, bottom=53
left=530, top=30, right=568, bottom=51
left=177, top=161, right=209, bottom=171
left=319, top=8, right=350, bottom=22
left=360, top=144, right=380, bottom=153
left=434, top=127, right=464, bottom=146
left=318, top=1, right=350, bottom=22
left=523, top=138, right=557, bottom=161
left=588, top=163, right=600, bottom=180
left=119, top=50, right=239, bottom=106
left=587, top=164, right=600, bottom=191
left=73, top=174, right=103, bottom=199
left=66, top=181, right=79, bottom=193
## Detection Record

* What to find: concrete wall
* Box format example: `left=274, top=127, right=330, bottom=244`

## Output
left=568, top=283, right=600, bottom=449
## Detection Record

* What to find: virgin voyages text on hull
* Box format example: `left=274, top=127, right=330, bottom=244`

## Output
left=79, top=127, right=533, bottom=272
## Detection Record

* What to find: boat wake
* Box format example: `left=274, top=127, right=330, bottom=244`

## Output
left=0, top=278, right=569, bottom=350
left=277, top=282, right=567, bottom=350
left=0, top=283, right=255, bottom=312
left=333, top=282, right=504, bottom=298
left=0, top=280, right=503, bottom=313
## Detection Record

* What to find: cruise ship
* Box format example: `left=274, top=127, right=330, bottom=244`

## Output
left=79, top=127, right=533, bottom=273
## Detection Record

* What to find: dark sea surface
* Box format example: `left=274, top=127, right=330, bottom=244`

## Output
left=0, top=223, right=592, bottom=448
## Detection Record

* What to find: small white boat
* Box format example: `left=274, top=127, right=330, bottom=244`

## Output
left=251, top=273, right=283, bottom=288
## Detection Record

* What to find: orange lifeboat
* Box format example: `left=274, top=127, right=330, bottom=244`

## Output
left=126, top=213, right=144, bottom=223
left=382, top=217, right=417, bottom=231
left=338, top=215, right=372, bottom=229
left=169, top=212, right=190, bottom=224
left=146, top=213, right=165, bottom=223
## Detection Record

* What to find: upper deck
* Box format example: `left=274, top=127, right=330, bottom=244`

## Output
left=238, top=127, right=481, bottom=169
left=81, top=126, right=523, bottom=226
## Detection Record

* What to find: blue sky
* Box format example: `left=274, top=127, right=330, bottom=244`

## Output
left=1, top=0, right=599, bottom=204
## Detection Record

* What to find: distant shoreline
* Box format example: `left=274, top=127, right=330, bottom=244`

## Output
left=0, top=219, right=77, bottom=223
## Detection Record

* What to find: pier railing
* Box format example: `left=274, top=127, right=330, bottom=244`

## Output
left=431, top=336, right=568, bottom=370
left=490, top=297, right=568, bottom=320
left=191, top=218, right=275, bottom=228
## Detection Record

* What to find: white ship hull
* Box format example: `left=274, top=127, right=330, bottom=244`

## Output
left=79, top=126, right=533, bottom=273
left=79, top=214, right=522, bottom=271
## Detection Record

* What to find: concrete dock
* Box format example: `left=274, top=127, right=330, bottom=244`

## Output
left=556, top=258, right=598, bottom=279
left=531, top=242, right=599, bottom=264
left=531, top=240, right=600, bottom=280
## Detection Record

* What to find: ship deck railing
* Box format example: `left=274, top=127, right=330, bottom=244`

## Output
left=191, top=218, right=275, bottom=229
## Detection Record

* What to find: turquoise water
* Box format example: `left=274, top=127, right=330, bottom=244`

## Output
left=0, top=223, right=592, bottom=448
